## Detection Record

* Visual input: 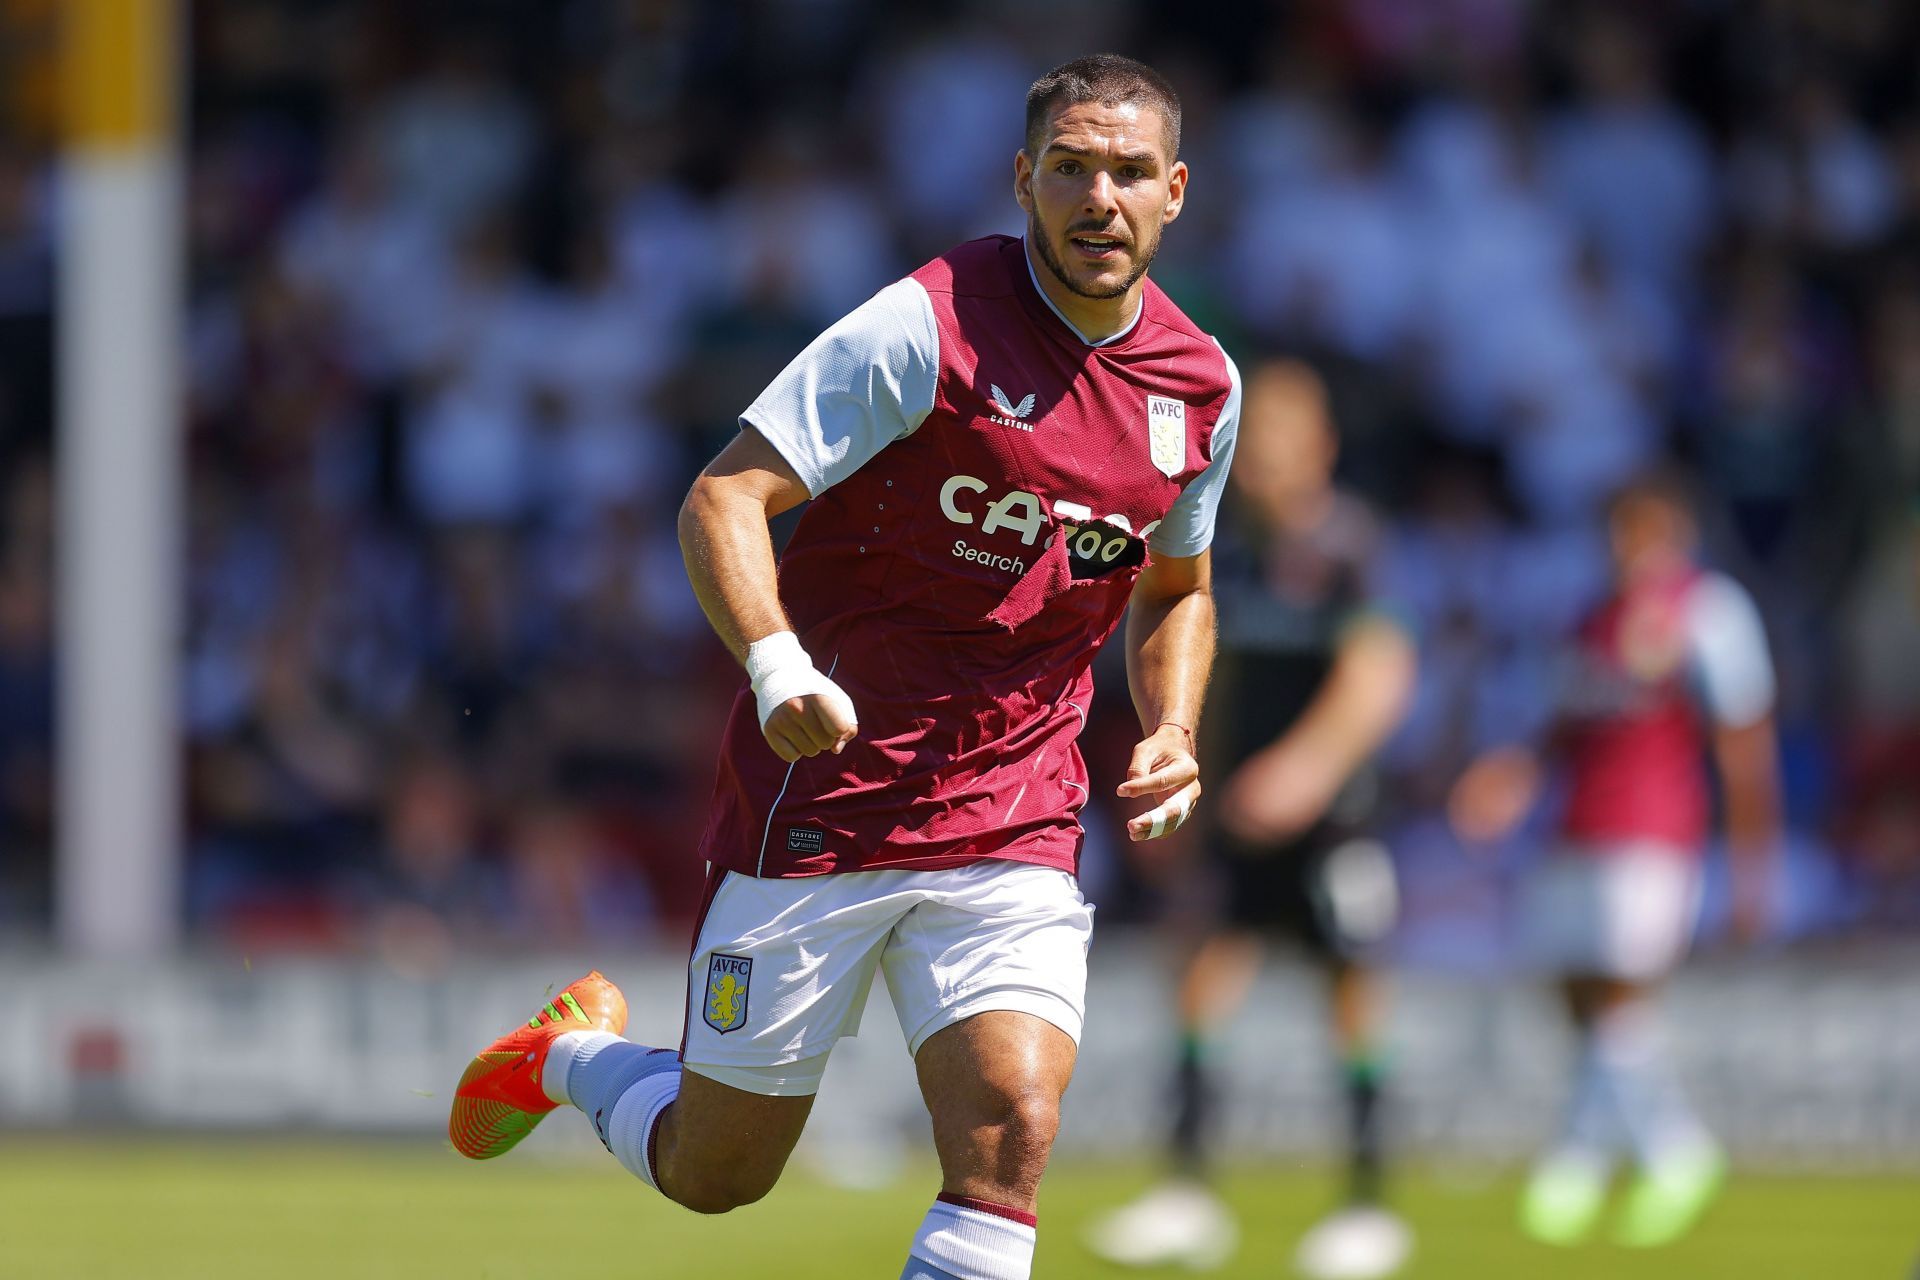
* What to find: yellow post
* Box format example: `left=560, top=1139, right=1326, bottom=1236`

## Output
left=62, top=0, right=175, bottom=148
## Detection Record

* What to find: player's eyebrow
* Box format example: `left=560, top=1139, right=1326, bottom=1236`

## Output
left=1044, top=143, right=1160, bottom=166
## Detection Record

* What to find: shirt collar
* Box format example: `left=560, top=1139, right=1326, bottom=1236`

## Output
left=1022, top=238, right=1143, bottom=348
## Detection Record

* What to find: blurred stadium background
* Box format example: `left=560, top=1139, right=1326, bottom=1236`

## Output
left=1, top=0, right=1916, bottom=1276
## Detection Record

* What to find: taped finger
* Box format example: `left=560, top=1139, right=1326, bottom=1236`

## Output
left=1141, top=788, right=1196, bottom=840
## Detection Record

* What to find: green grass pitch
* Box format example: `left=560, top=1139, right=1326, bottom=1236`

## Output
left=4, top=1139, right=1913, bottom=1278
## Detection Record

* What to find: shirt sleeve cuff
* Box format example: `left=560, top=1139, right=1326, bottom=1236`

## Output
left=740, top=413, right=827, bottom=498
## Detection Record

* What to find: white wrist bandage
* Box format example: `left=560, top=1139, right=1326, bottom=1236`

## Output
left=745, top=631, right=857, bottom=733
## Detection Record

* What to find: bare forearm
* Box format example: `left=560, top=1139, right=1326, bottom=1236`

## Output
left=1125, top=585, right=1215, bottom=733
left=1119, top=557, right=1214, bottom=842
left=1717, top=719, right=1782, bottom=859
left=1715, top=717, right=1782, bottom=938
left=1277, top=618, right=1416, bottom=779
left=677, top=480, right=792, bottom=665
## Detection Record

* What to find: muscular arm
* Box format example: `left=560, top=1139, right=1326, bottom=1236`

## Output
left=1125, top=549, right=1215, bottom=732
left=677, top=428, right=810, bottom=663
left=1292, top=616, right=1416, bottom=774
left=678, top=428, right=856, bottom=761
left=1118, top=550, right=1215, bottom=841
left=1712, top=715, right=1783, bottom=940
left=1689, top=573, right=1782, bottom=939
left=1221, top=614, right=1417, bottom=843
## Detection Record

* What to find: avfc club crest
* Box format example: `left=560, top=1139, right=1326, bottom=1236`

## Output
left=704, top=953, right=752, bottom=1034
left=1147, top=395, right=1186, bottom=478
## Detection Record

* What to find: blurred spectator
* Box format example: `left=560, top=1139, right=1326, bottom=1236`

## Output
left=400, top=219, right=550, bottom=526
left=1727, top=76, right=1899, bottom=252
left=0, top=145, right=52, bottom=456
left=1543, top=10, right=1715, bottom=293
left=1228, top=112, right=1418, bottom=362
left=0, top=456, right=53, bottom=926
left=373, top=36, right=534, bottom=234
left=531, top=223, right=682, bottom=520
left=278, top=128, right=451, bottom=383
left=864, top=14, right=1029, bottom=253
left=368, top=752, right=498, bottom=967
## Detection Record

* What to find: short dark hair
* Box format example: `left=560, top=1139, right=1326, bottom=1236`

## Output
left=1025, top=54, right=1182, bottom=160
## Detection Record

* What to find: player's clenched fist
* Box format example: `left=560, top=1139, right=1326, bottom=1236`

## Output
left=746, top=630, right=859, bottom=762
left=1117, top=721, right=1201, bottom=842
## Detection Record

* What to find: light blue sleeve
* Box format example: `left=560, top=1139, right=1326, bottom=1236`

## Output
left=1147, top=342, right=1241, bottom=557
left=740, top=278, right=940, bottom=496
left=1685, top=571, right=1776, bottom=728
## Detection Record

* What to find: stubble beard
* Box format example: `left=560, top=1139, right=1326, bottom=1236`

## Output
left=1029, top=209, right=1160, bottom=301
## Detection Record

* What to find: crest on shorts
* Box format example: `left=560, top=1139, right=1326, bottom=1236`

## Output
left=1147, top=395, right=1186, bottom=478
left=704, top=953, right=752, bottom=1034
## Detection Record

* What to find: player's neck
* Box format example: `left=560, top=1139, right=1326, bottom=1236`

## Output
left=1619, top=547, right=1693, bottom=589
left=1022, top=238, right=1143, bottom=346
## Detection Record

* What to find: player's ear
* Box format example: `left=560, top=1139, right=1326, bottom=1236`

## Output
left=1162, top=159, right=1188, bottom=226
left=1014, top=149, right=1035, bottom=213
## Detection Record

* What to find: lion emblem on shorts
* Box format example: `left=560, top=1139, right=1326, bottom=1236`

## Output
left=704, top=954, right=752, bottom=1034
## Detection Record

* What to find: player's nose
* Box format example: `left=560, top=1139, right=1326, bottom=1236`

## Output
left=1082, top=170, right=1119, bottom=214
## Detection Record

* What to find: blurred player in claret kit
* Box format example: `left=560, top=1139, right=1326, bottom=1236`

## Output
left=448, top=54, right=1242, bottom=1280
left=1086, top=362, right=1418, bottom=1279
left=1451, top=472, right=1782, bottom=1250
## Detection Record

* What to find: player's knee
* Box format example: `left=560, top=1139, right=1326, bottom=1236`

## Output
left=972, top=1084, right=1061, bottom=1180
left=668, top=1162, right=779, bottom=1215
left=1005, top=1088, right=1061, bottom=1151
left=674, top=1184, right=762, bottom=1216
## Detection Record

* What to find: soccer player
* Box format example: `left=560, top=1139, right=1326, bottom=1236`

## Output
left=449, top=55, right=1242, bottom=1280
left=1084, top=361, right=1418, bottom=1278
left=1450, top=471, right=1781, bottom=1248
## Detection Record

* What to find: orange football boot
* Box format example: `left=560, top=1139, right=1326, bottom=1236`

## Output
left=449, top=970, right=628, bottom=1159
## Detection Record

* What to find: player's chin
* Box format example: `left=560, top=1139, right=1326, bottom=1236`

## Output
left=1069, top=261, right=1134, bottom=297
left=1057, top=243, right=1130, bottom=287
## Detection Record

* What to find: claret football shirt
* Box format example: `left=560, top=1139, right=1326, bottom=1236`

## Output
left=700, top=235, right=1240, bottom=877
left=1559, top=567, right=1775, bottom=851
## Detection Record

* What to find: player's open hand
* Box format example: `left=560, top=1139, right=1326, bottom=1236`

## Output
left=1447, top=745, right=1540, bottom=847
left=1117, top=723, right=1201, bottom=842
left=762, top=689, right=858, bottom=763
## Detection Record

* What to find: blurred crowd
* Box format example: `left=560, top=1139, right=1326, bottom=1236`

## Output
left=2, top=0, right=1919, bottom=955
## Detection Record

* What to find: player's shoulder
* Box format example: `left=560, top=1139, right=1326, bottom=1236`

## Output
left=1682, top=568, right=1766, bottom=637
left=1685, top=567, right=1753, bottom=604
left=1136, top=276, right=1215, bottom=345
left=911, top=235, right=1023, bottom=301
left=1137, top=279, right=1238, bottom=395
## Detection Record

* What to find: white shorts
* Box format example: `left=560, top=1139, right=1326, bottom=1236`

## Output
left=1522, top=841, right=1702, bottom=981
left=681, top=860, right=1094, bottom=1096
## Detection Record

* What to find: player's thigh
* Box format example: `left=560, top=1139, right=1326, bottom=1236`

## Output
left=882, top=862, right=1090, bottom=1198
left=683, top=867, right=903, bottom=1083
left=880, top=861, right=1094, bottom=1059
left=655, top=1067, right=816, bottom=1206
left=1525, top=842, right=1698, bottom=982
left=1600, top=845, right=1702, bottom=977
left=913, top=1009, right=1077, bottom=1196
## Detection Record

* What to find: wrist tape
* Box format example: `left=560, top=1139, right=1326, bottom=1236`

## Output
left=746, top=631, right=856, bottom=733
